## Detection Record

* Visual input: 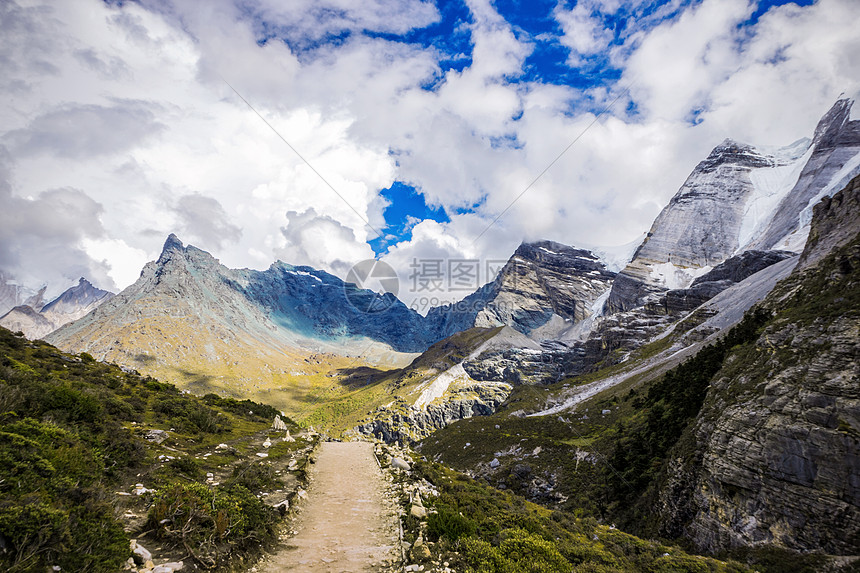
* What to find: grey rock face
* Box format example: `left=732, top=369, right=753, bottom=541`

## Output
left=354, top=382, right=512, bottom=443
left=797, top=173, right=860, bottom=269
left=607, top=99, right=860, bottom=315
left=749, top=99, right=860, bottom=251
left=665, top=313, right=860, bottom=554
left=659, top=250, right=796, bottom=314
left=657, top=178, right=860, bottom=554
left=427, top=240, right=615, bottom=338
left=608, top=140, right=776, bottom=313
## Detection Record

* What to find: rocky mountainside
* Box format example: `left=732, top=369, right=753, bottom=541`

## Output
left=426, top=241, right=615, bottom=340
left=0, top=277, right=112, bottom=339
left=608, top=98, right=860, bottom=314
left=749, top=97, right=860, bottom=252
left=0, top=269, right=45, bottom=316
left=415, top=174, right=860, bottom=572
left=656, top=173, right=860, bottom=555
left=45, top=235, right=443, bottom=412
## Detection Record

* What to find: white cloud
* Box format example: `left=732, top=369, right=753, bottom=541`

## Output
left=0, top=0, right=858, bottom=309
left=555, top=0, right=614, bottom=64
left=276, top=207, right=374, bottom=274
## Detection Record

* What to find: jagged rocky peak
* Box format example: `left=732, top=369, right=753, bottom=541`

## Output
left=1, top=276, right=114, bottom=339
left=748, top=97, right=860, bottom=252
left=607, top=98, right=860, bottom=314
left=40, top=277, right=112, bottom=315
left=812, top=97, right=854, bottom=148
left=695, top=139, right=773, bottom=173
left=512, top=240, right=613, bottom=274
left=606, top=138, right=773, bottom=313
left=162, top=232, right=185, bottom=253
left=450, top=239, right=616, bottom=338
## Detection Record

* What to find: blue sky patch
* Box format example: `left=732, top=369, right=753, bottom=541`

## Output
left=369, top=181, right=450, bottom=255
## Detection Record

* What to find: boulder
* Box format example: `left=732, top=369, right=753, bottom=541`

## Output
left=410, top=534, right=431, bottom=561
left=272, top=415, right=288, bottom=431
left=391, top=457, right=411, bottom=471
left=144, top=429, right=169, bottom=444
left=410, top=504, right=427, bottom=519
left=130, top=540, right=151, bottom=564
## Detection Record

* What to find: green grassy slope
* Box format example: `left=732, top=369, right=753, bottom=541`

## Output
left=393, top=456, right=752, bottom=573
left=0, top=326, right=314, bottom=572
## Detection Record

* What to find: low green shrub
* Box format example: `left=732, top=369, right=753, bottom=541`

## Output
left=147, top=481, right=278, bottom=565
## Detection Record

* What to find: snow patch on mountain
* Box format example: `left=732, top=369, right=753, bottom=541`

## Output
left=739, top=145, right=813, bottom=251
left=582, top=235, right=646, bottom=273
left=767, top=149, right=860, bottom=253
left=799, top=149, right=860, bottom=227
left=648, top=262, right=713, bottom=290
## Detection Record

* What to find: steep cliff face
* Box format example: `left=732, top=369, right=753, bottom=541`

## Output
left=607, top=99, right=860, bottom=315
left=749, top=98, right=860, bottom=252
left=352, top=380, right=513, bottom=443
left=427, top=241, right=615, bottom=340
left=607, top=140, right=778, bottom=313
left=658, top=174, right=860, bottom=554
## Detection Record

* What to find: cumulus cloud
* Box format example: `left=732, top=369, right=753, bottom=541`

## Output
left=0, top=147, right=115, bottom=294
left=4, top=100, right=165, bottom=158
left=0, top=0, right=858, bottom=307
left=173, top=193, right=242, bottom=251
left=276, top=208, right=374, bottom=274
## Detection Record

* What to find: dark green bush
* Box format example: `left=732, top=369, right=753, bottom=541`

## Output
left=147, top=481, right=278, bottom=564
left=225, top=461, right=283, bottom=492
left=427, top=506, right=477, bottom=542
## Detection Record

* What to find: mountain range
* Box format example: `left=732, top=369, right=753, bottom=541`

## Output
left=39, top=99, right=859, bottom=406
left=0, top=277, right=113, bottom=339
left=7, top=97, right=860, bottom=568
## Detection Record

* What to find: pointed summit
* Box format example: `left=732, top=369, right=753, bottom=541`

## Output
left=157, top=233, right=187, bottom=266
left=812, top=98, right=853, bottom=149
left=41, top=277, right=112, bottom=315
left=162, top=233, right=185, bottom=253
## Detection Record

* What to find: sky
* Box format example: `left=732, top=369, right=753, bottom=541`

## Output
left=1, top=0, right=859, bottom=309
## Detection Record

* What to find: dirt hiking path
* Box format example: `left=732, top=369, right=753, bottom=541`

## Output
left=258, top=441, right=400, bottom=572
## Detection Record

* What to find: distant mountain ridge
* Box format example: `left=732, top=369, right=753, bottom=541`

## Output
left=0, top=277, right=112, bottom=339
left=40, top=98, right=860, bottom=425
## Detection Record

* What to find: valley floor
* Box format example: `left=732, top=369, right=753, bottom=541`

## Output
left=257, top=442, right=401, bottom=572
